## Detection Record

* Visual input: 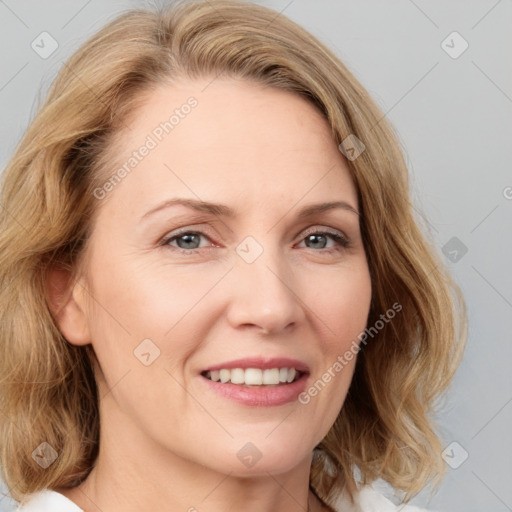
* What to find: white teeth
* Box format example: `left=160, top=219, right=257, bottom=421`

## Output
left=245, top=368, right=263, bottom=385
left=230, top=368, right=245, bottom=384
left=262, top=368, right=280, bottom=385
left=205, top=367, right=300, bottom=386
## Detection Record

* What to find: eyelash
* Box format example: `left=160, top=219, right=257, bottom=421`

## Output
left=159, top=228, right=351, bottom=255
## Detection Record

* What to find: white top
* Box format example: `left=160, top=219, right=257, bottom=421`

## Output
left=15, top=490, right=83, bottom=512
left=15, top=485, right=436, bottom=512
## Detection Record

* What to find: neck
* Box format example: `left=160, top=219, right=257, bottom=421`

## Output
left=59, top=460, right=323, bottom=512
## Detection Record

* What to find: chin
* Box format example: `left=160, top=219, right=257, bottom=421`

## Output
left=204, top=437, right=312, bottom=477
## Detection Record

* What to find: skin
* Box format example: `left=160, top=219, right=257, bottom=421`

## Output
left=50, top=77, right=372, bottom=512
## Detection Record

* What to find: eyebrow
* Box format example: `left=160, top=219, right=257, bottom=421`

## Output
left=140, top=197, right=360, bottom=221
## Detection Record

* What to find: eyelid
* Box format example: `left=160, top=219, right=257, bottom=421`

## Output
left=299, top=225, right=348, bottom=239
left=160, top=224, right=352, bottom=253
left=160, top=223, right=349, bottom=241
left=298, top=227, right=351, bottom=250
left=159, top=228, right=216, bottom=248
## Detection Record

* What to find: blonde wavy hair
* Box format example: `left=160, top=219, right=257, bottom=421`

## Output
left=0, top=0, right=467, bottom=508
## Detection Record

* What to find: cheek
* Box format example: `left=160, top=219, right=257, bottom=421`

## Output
left=83, top=253, right=226, bottom=375
left=88, top=249, right=207, bottom=332
left=311, top=263, right=372, bottom=348
left=297, top=268, right=370, bottom=440
left=299, top=263, right=370, bottom=417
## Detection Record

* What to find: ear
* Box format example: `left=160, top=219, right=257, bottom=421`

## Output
left=46, top=266, right=91, bottom=346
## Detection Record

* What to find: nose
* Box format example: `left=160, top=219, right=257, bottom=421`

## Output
left=225, top=242, right=306, bottom=336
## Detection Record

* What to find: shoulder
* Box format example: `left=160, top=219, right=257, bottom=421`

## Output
left=334, top=483, right=439, bottom=512
left=15, top=489, right=84, bottom=512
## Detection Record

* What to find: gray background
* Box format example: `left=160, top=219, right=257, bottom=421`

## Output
left=1, top=1, right=511, bottom=511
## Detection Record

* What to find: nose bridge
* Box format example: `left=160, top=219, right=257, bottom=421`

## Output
left=227, top=234, right=303, bottom=333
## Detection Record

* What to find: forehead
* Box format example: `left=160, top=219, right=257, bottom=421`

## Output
left=96, top=77, right=358, bottom=220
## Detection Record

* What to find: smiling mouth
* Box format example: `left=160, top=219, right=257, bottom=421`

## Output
left=201, top=367, right=304, bottom=387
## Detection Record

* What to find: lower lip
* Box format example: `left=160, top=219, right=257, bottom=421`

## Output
left=200, top=373, right=309, bottom=407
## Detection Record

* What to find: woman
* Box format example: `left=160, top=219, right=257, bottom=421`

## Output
left=0, top=1, right=466, bottom=511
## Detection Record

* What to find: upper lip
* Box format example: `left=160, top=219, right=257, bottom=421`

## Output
left=202, top=357, right=310, bottom=373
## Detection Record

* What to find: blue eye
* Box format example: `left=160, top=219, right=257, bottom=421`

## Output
left=163, top=231, right=209, bottom=251
left=299, top=231, right=350, bottom=251
left=160, top=229, right=350, bottom=253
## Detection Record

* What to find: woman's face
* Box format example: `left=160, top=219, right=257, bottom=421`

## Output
left=70, top=77, right=372, bottom=477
